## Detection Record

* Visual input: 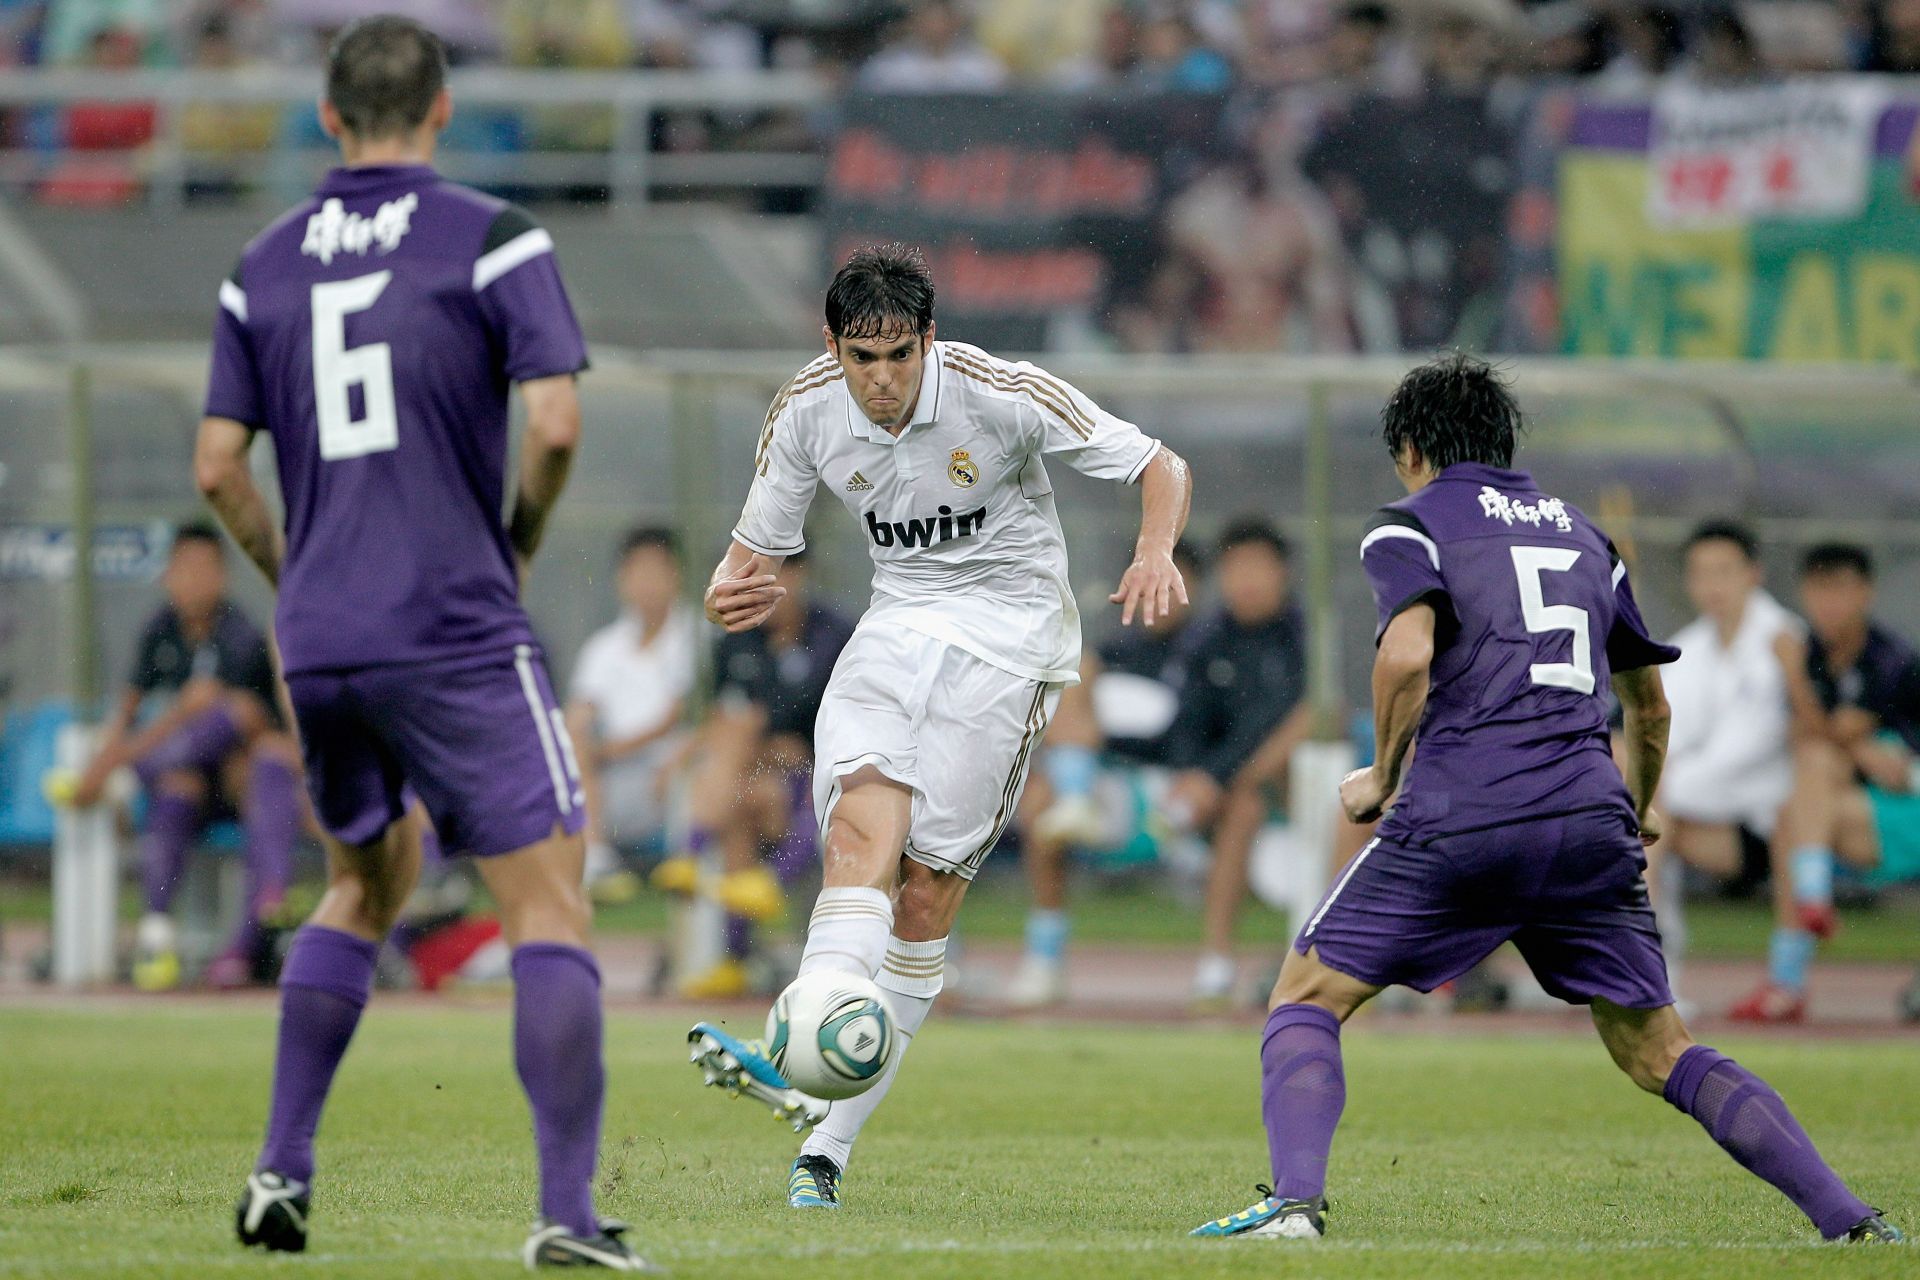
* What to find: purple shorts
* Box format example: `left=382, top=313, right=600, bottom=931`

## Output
left=285, top=644, right=585, bottom=858
left=1295, top=807, right=1673, bottom=1010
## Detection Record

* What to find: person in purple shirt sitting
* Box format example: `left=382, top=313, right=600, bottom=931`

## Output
left=1190, top=353, right=1900, bottom=1247
left=191, top=16, right=650, bottom=1271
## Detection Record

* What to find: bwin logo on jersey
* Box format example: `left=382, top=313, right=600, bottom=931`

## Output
left=302, top=193, right=419, bottom=265
left=865, top=504, right=986, bottom=548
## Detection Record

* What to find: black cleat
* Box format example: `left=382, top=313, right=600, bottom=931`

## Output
left=1847, top=1214, right=1905, bottom=1244
left=522, top=1218, right=663, bottom=1271
left=235, top=1170, right=309, bottom=1253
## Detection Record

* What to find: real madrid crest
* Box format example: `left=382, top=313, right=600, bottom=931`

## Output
left=947, top=448, right=979, bottom=488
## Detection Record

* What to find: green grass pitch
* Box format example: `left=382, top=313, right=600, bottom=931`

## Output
left=1, top=1003, right=1913, bottom=1279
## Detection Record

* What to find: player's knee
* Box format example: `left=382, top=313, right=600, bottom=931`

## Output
left=1794, top=738, right=1850, bottom=789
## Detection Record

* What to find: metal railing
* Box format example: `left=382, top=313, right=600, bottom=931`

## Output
left=0, top=67, right=831, bottom=208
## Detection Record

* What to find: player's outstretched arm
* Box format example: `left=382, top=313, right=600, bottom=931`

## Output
left=195, top=416, right=284, bottom=587
left=1110, top=447, right=1193, bottom=627
left=1341, top=603, right=1435, bottom=823
left=505, top=374, right=582, bottom=577
left=1612, top=665, right=1671, bottom=846
left=705, top=539, right=786, bottom=633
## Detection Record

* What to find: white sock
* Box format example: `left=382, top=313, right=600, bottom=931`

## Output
left=796, top=888, right=893, bottom=979
left=800, top=935, right=944, bottom=1171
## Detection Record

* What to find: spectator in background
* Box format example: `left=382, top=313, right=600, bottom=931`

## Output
left=1133, top=5, right=1232, bottom=92
left=1861, top=0, right=1920, bottom=72
left=1685, top=3, right=1767, bottom=83
left=1734, top=545, right=1920, bottom=1024
left=1169, top=520, right=1311, bottom=1005
left=179, top=12, right=281, bottom=202
left=38, top=24, right=154, bottom=206
left=1595, top=2, right=1684, bottom=90
left=70, top=523, right=300, bottom=991
left=857, top=0, right=1008, bottom=93
left=1527, top=1, right=1608, bottom=77
left=1323, top=1, right=1420, bottom=93
left=41, top=0, right=163, bottom=65
left=976, top=0, right=1108, bottom=83
left=1046, top=2, right=1139, bottom=88
left=1643, top=521, right=1811, bottom=997
left=566, top=527, right=699, bottom=903
left=654, top=549, right=854, bottom=997
left=1006, top=540, right=1208, bottom=1008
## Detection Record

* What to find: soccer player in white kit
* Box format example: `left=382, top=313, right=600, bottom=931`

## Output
left=688, top=244, right=1193, bottom=1207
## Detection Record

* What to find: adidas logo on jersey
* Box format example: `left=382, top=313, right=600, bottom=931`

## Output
left=302, top=193, right=418, bottom=266
left=866, top=505, right=986, bottom=549
left=845, top=471, right=874, bottom=492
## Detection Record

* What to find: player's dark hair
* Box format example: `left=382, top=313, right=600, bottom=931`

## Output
left=1684, top=519, right=1758, bottom=563
left=171, top=520, right=225, bottom=556
left=1217, top=518, right=1289, bottom=562
left=618, top=525, right=681, bottom=561
left=826, top=244, right=936, bottom=341
left=1802, top=542, right=1873, bottom=581
left=1380, top=352, right=1524, bottom=471
left=326, top=15, right=448, bottom=141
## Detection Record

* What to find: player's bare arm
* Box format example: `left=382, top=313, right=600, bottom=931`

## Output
left=705, top=540, right=787, bottom=633
left=195, top=416, right=285, bottom=586
left=1775, top=630, right=1828, bottom=742
left=70, top=686, right=142, bottom=806
left=1110, top=446, right=1192, bottom=627
left=1612, top=664, right=1671, bottom=845
left=503, top=374, right=581, bottom=576
left=1341, top=603, right=1434, bottom=823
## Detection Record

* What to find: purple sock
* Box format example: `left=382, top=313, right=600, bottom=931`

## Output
left=234, top=754, right=299, bottom=951
left=725, top=914, right=753, bottom=960
left=257, top=926, right=378, bottom=1183
left=511, top=944, right=605, bottom=1236
left=140, top=789, right=202, bottom=913
left=770, top=772, right=818, bottom=885
left=1261, top=1004, right=1346, bottom=1201
left=1664, top=1045, right=1873, bottom=1239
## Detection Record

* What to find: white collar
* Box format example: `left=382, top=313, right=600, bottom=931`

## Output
left=845, top=342, right=943, bottom=444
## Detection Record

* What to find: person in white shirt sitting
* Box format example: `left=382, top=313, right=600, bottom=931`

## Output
left=565, top=526, right=699, bottom=901
left=1645, top=520, right=1816, bottom=991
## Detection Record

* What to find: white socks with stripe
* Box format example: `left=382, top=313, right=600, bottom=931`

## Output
left=796, top=888, right=893, bottom=979
left=799, top=934, right=945, bottom=1172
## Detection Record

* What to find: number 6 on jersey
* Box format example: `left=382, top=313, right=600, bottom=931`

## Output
left=312, top=270, right=398, bottom=461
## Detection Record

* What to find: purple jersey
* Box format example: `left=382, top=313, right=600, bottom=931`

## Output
left=1360, top=462, right=1679, bottom=844
left=203, top=164, right=588, bottom=675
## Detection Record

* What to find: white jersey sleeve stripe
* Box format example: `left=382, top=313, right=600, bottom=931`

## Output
left=1124, top=438, right=1162, bottom=485
left=731, top=527, right=807, bottom=557
left=218, top=279, right=248, bottom=323
left=1359, top=524, right=1441, bottom=571
left=473, top=228, right=555, bottom=291
left=1612, top=558, right=1628, bottom=588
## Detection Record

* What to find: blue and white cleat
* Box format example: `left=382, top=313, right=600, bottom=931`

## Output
left=787, top=1155, right=841, bottom=1209
left=687, top=1021, right=830, bottom=1132
left=1190, top=1186, right=1327, bottom=1240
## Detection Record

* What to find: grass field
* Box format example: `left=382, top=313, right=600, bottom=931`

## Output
left=1, top=1003, right=1913, bottom=1279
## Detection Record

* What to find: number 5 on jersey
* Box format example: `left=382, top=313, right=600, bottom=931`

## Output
left=1511, top=545, right=1594, bottom=695
left=312, top=270, right=398, bottom=461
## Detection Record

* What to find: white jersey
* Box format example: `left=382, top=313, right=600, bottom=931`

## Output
left=731, top=341, right=1161, bottom=683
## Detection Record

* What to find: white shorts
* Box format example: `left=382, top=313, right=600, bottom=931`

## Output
left=812, top=623, right=1061, bottom=879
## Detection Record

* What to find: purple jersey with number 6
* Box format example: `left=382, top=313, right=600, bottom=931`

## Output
left=1360, top=462, right=1680, bottom=846
left=202, top=163, right=588, bottom=676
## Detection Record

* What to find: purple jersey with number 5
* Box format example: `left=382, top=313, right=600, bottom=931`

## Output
left=1360, top=462, right=1680, bottom=846
left=202, top=163, right=588, bottom=676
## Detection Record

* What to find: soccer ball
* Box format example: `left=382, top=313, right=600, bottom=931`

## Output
left=766, top=970, right=896, bottom=1100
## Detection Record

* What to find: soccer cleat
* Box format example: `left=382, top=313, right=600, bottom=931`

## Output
left=1795, top=900, right=1839, bottom=941
left=1190, top=1186, right=1327, bottom=1239
left=1729, top=982, right=1807, bottom=1024
left=1005, top=956, right=1069, bottom=1010
left=677, top=958, right=751, bottom=1000
left=1846, top=1214, right=1905, bottom=1244
left=715, top=867, right=786, bottom=923
left=649, top=856, right=700, bottom=896
left=788, top=1155, right=841, bottom=1209
left=688, top=1021, right=829, bottom=1132
left=235, top=1170, right=309, bottom=1253
left=522, top=1218, right=661, bottom=1271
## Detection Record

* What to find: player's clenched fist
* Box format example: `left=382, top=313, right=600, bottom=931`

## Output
left=706, top=557, right=786, bottom=632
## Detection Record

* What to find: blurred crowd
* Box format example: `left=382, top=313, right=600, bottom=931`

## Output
left=3, top=0, right=1917, bottom=82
